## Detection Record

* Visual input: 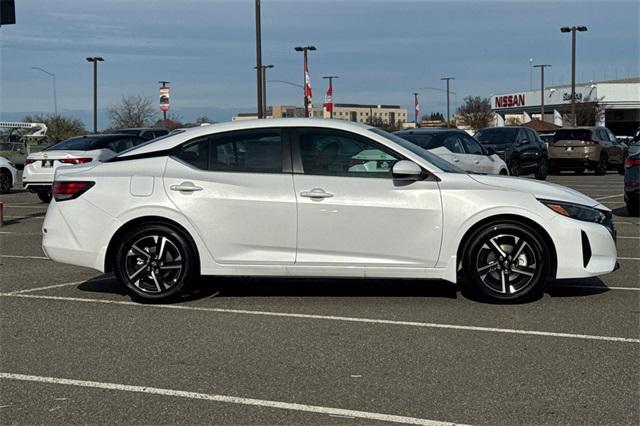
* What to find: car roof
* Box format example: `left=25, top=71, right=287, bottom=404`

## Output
left=117, top=128, right=167, bottom=132
left=395, top=128, right=463, bottom=134
left=120, top=118, right=375, bottom=157
left=477, top=126, right=522, bottom=131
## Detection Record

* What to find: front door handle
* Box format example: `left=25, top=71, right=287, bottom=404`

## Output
left=300, top=188, right=333, bottom=199
left=451, top=156, right=460, bottom=163
left=170, top=182, right=203, bottom=192
left=474, top=160, right=481, bottom=165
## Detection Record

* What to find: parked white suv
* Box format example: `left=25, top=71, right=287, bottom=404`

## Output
left=42, top=119, right=617, bottom=303
left=0, top=156, right=18, bottom=193
left=22, top=134, right=147, bottom=202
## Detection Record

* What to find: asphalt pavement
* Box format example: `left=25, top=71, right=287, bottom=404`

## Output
left=1, top=171, right=638, bottom=425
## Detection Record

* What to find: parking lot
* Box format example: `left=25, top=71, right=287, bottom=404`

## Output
left=0, top=172, right=638, bottom=425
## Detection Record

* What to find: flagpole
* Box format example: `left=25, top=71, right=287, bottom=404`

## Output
left=294, top=45, right=316, bottom=118
left=323, top=75, right=338, bottom=119
left=413, top=92, right=420, bottom=126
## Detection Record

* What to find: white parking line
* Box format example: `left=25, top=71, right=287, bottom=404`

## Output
left=0, top=293, right=637, bottom=343
left=8, top=281, right=85, bottom=295
left=595, top=194, right=624, bottom=201
left=0, top=232, right=41, bottom=235
left=617, top=236, right=640, bottom=239
left=0, top=255, right=48, bottom=260
left=618, top=257, right=640, bottom=260
left=0, top=372, right=462, bottom=426
left=2, top=215, right=45, bottom=220
left=3, top=205, right=48, bottom=209
left=551, top=284, right=639, bottom=291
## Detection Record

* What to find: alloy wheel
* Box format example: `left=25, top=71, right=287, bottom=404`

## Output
left=125, top=235, right=184, bottom=294
left=475, top=233, right=538, bottom=295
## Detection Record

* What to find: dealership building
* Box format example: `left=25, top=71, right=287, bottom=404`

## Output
left=233, top=103, right=408, bottom=125
left=491, top=77, right=639, bottom=135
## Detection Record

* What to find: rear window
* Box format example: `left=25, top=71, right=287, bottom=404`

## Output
left=46, top=136, right=112, bottom=151
left=475, top=128, right=518, bottom=145
left=395, top=133, right=439, bottom=149
left=553, top=129, right=592, bottom=141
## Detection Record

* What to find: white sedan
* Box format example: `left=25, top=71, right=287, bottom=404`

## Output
left=0, top=156, right=18, bottom=193
left=42, top=119, right=617, bottom=303
left=22, top=134, right=147, bottom=202
left=395, top=128, right=509, bottom=175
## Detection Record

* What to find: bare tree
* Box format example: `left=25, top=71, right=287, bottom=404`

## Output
left=456, top=96, right=494, bottom=131
left=23, top=114, right=85, bottom=143
left=107, top=95, right=156, bottom=129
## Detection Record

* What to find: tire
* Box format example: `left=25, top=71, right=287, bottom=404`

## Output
left=574, top=168, right=585, bottom=175
left=508, top=159, right=520, bottom=176
left=0, top=168, right=12, bottom=193
left=499, top=169, right=508, bottom=176
left=461, top=221, right=549, bottom=303
left=534, top=157, right=548, bottom=180
left=594, top=154, right=607, bottom=176
left=628, top=198, right=640, bottom=217
left=618, top=154, right=627, bottom=175
left=114, top=224, right=198, bottom=302
left=37, top=189, right=52, bottom=203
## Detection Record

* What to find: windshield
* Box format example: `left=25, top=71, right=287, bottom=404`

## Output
left=369, top=128, right=465, bottom=173
left=115, top=129, right=140, bottom=135
left=475, top=128, right=518, bottom=145
left=553, top=129, right=592, bottom=141
left=395, top=133, right=440, bottom=149
left=46, top=136, right=113, bottom=151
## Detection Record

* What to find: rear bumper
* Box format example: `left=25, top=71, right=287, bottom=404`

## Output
left=548, top=157, right=599, bottom=169
left=23, top=182, right=51, bottom=192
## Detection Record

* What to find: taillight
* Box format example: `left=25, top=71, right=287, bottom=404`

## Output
left=625, top=158, right=640, bottom=168
left=59, top=158, right=92, bottom=165
left=25, top=159, right=35, bottom=165
left=52, top=181, right=94, bottom=201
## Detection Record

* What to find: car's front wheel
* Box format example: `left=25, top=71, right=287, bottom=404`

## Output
left=594, top=154, right=607, bottom=175
left=114, top=224, right=197, bottom=302
left=0, top=168, right=12, bottom=193
left=534, top=157, right=548, bottom=180
left=462, top=221, right=549, bottom=302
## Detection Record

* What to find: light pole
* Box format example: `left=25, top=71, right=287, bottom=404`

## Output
left=533, top=64, right=551, bottom=122
left=31, top=67, right=58, bottom=116
left=254, top=0, right=263, bottom=119
left=86, top=57, right=104, bottom=133
left=158, top=80, right=170, bottom=121
left=529, top=58, right=534, bottom=90
left=294, top=45, right=316, bottom=117
left=254, top=64, right=273, bottom=117
left=322, top=75, right=338, bottom=118
left=441, top=77, right=455, bottom=127
left=561, top=25, right=588, bottom=126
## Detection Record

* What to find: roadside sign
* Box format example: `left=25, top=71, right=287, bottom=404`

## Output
left=160, top=86, right=170, bottom=113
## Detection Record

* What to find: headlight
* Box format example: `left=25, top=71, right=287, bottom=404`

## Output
left=539, top=199, right=608, bottom=224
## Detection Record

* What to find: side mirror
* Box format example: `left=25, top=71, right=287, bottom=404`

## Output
left=392, top=160, right=423, bottom=181
left=484, top=147, right=495, bottom=155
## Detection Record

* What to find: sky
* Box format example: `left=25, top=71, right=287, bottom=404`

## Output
left=0, top=0, right=638, bottom=127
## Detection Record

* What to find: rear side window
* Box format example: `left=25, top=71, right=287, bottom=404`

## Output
left=174, top=130, right=283, bottom=173
left=459, top=134, right=484, bottom=154
left=475, top=128, right=518, bottom=145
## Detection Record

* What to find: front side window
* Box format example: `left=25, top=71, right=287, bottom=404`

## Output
left=459, top=134, right=484, bottom=154
left=475, top=128, right=518, bottom=145
left=298, top=128, right=399, bottom=178
left=175, top=130, right=283, bottom=173
left=442, top=135, right=464, bottom=153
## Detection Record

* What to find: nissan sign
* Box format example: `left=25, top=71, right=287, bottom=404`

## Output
left=494, top=94, right=525, bottom=109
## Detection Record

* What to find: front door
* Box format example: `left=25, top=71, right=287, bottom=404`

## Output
left=164, top=128, right=297, bottom=264
left=291, top=127, right=443, bottom=269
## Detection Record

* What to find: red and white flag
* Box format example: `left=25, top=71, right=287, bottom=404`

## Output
left=414, top=94, right=420, bottom=121
left=304, top=56, right=313, bottom=114
left=324, top=79, right=333, bottom=113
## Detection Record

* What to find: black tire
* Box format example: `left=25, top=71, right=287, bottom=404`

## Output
left=114, top=224, right=198, bottom=302
left=509, top=159, right=520, bottom=176
left=534, top=157, right=548, bottom=180
left=618, top=154, right=627, bottom=175
left=37, top=189, right=52, bottom=203
left=0, top=168, right=12, bottom=193
left=499, top=169, right=508, bottom=176
left=461, top=221, right=549, bottom=303
left=594, top=154, right=607, bottom=176
left=627, top=198, right=640, bottom=217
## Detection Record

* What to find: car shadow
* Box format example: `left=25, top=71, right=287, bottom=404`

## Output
left=77, top=274, right=611, bottom=304
left=612, top=205, right=634, bottom=218
left=1, top=210, right=46, bottom=225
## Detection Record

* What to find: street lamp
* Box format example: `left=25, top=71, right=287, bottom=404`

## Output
left=294, top=45, right=316, bottom=117
left=254, top=64, right=274, bottom=117
left=86, top=57, right=104, bottom=133
left=529, top=58, right=534, bottom=90
left=533, top=64, right=551, bottom=122
left=31, top=67, right=57, bottom=116
left=560, top=25, right=588, bottom=126
left=441, top=77, right=455, bottom=127
left=255, top=0, right=264, bottom=119
left=322, top=75, right=338, bottom=118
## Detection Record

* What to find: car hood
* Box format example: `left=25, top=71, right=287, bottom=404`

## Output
left=469, top=174, right=605, bottom=209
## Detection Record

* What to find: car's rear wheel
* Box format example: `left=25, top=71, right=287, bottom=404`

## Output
left=627, top=197, right=640, bottom=217
left=114, top=224, right=197, bottom=302
left=534, top=157, right=548, bottom=180
left=37, top=189, right=52, bottom=203
left=594, top=154, right=607, bottom=175
left=0, top=168, right=12, bottom=193
left=462, top=221, right=548, bottom=303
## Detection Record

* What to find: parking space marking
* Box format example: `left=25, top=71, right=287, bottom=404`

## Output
left=618, top=257, right=640, bottom=260
left=0, top=372, right=463, bottom=426
left=0, top=255, right=48, bottom=260
left=1, top=293, right=638, bottom=343
left=550, top=284, right=639, bottom=291
left=618, top=236, right=640, bottom=239
left=0, top=232, right=41, bottom=235
left=2, top=215, right=45, bottom=220
left=7, top=281, right=86, bottom=295
left=595, top=194, right=625, bottom=201
left=3, top=205, right=48, bottom=209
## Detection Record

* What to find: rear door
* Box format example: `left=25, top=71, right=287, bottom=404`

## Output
left=458, top=133, right=495, bottom=174
left=291, top=127, right=442, bottom=270
left=604, top=128, right=624, bottom=163
left=517, top=129, right=539, bottom=172
left=163, top=128, right=297, bottom=264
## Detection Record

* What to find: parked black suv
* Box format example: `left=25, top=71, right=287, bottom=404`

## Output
left=474, top=126, right=548, bottom=180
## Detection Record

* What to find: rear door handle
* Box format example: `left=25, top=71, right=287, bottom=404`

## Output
left=170, top=182, right=203, bottom=192
left=300, top=188, right=333, bottom=199
left=451, top=156, right=460, bottom=162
